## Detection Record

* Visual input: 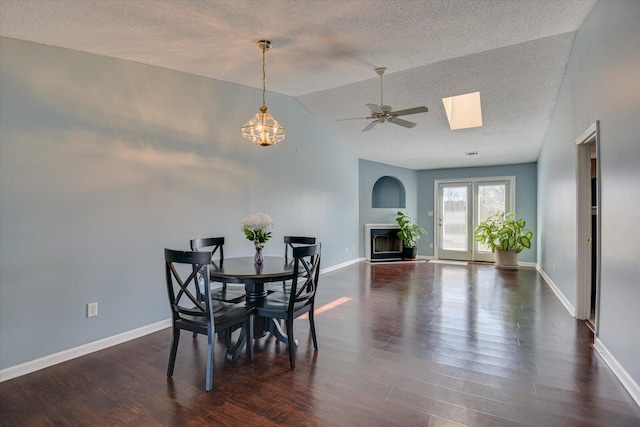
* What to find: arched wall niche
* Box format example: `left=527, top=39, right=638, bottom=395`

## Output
left=372, top=176, right=406, bottom=208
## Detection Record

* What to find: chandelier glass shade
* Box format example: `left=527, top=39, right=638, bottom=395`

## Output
left=241, top=40, right=285, bottom=146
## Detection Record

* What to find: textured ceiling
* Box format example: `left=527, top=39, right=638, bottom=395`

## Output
left=0, top=0, right=597, bottom=169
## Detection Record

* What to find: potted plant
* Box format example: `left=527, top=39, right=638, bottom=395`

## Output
left=395, top=211, right=428, bottom=260
left=474, top=211, right=532, bottom=269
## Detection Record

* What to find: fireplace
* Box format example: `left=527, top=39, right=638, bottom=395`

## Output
left=365, top=224, right=402, bottom=261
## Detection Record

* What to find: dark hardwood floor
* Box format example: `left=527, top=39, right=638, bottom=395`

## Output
left=2, top=261, right=639, bottom=426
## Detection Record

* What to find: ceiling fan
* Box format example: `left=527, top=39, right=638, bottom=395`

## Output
left=337, top=67, right=428, bottom=132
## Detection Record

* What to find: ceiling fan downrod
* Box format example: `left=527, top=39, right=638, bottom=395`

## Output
left=375, top=67, right=387, bottom=107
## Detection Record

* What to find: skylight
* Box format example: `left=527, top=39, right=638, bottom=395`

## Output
left=442, top=91, right=483, bottom=130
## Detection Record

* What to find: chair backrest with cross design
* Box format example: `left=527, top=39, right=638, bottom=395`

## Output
left=256, top=242, right=321, bottom=369
left=164, top=248, right=253, bottom=391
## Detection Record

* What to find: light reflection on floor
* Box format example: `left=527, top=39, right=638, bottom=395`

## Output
left=299, top=296, right=352, bottom=319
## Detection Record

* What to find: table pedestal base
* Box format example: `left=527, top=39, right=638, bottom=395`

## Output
left=265, top=318, right=298, bottom=348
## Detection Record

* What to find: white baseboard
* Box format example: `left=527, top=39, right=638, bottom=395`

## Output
left=0, top=318, right=171, bottom=383
left=518, top=261, right=537, bottom=268
left=536, top=264, right=576, bottom=317
left=321, top=257, right=363, bottom=274
left=429, top=259, right=467, bottom=265
left=594, top=338, right=640, bottom=407
left=537, top=265, right=639, bottom=408
left=1, top=258, right=361, bottom=383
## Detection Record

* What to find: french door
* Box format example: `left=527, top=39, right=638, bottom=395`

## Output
left=436, top=177, right=514, bottom=262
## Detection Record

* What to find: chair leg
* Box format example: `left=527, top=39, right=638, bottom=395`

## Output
left=246, top=315, right=254, bottom=360
left=309, top=308, right=318, bottom=350
left=205, top=328, right=215, bottom=392
left=167, top=326, right=180, bottom=377
left=224, top=328, right=232, bottom=348
left=193, top=286, right=203, bottom=340
left=286, top=318, right=296, bottom=369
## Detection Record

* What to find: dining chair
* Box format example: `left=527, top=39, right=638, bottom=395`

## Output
left=269, top=236, right=317, bottom=293
left=284, top=236, right=317, bottom=260
left=190, top=237, right=246, bottom=304
left=164, top=248, right=254, bottom=392
left=256, top=242, right=321, bottom=369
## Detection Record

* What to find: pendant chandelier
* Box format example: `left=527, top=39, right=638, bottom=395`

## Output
left=241, top=40, right=285, bottom=146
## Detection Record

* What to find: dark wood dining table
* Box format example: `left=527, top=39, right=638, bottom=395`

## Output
left=209, top=256, right=296, bottom=358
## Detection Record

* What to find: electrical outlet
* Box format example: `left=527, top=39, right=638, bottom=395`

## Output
left=87, top=302, right=98, bottom=318
left=345, top=246, right=349, bottom=253
left=429, top=243, right=433, bottom=249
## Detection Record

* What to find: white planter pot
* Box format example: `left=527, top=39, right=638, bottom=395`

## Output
left=494, top=249, right=518, bottom=270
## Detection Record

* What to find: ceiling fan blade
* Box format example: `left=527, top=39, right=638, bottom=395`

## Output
left=388, top=117, right=417, bottom=128
left=391, top=106, right=429, bottom=116
left=336, top=116, right=370, bottom=121
left=366, top=103, right=384, bottom=115
left=362, top=121, right=378, bottom=132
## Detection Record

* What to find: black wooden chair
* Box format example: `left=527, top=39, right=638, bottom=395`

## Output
left=268, top=236, right=317, bottom=293
left=284, top=236, right=317, bottom=260
left=190, top=237, right=246, bottom=304
left=256, top=243, right=321, bottom=369
left=164, top=248, right=253, bottom=391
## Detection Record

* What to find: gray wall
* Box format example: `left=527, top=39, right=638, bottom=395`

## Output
left=0, top=38, right=359, bottom=370
left=417, top=163, right=538, bottom=261
left=537, top=0, right=640, bottom=385
left=359, top=159, right=537, bottom=261
left=359, top=159, right=418, bottom=257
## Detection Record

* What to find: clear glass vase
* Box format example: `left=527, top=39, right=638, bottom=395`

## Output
left=254, top=247, right=264, bottom=264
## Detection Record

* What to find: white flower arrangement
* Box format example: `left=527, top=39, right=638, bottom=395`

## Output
left=241, top=213, right=273, bottom=249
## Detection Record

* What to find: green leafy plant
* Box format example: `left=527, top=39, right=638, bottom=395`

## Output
left=474, top=211, right=532, bottom=253
left=395, top=211, right=427, bottom=248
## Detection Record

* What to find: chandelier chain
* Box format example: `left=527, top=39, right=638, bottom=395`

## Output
left=262, top=45, right=266, bottom=107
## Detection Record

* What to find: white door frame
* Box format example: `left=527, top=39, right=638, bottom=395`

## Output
left=435, top=176, right=515, bottom=261
left=575, top=121, right=601, bottom=328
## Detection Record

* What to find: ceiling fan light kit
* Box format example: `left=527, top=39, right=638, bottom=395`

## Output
left=241, top=40, right=285, bottom=146
left=337, top=67, right=428, bottom=132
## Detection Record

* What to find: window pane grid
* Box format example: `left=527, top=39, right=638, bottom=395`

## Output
left=476, top=184, right=506, bottom=253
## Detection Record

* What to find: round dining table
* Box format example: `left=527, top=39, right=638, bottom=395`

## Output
left=209, top=256, right=296, bottom=355
left=209, top=256, right=294, bottom=301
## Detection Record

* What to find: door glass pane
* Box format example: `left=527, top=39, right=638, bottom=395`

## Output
left=476, top=184, right=506, bottom=252
left=442, top=186, right=468, bottom=251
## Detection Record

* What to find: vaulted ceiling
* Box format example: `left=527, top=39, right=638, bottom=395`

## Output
left=0, top=0, right=597, bottom=169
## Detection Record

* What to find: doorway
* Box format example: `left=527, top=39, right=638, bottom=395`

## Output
left=575, top=121, right=601, bottom=330
left=435, top=177, right=515, bottom=261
